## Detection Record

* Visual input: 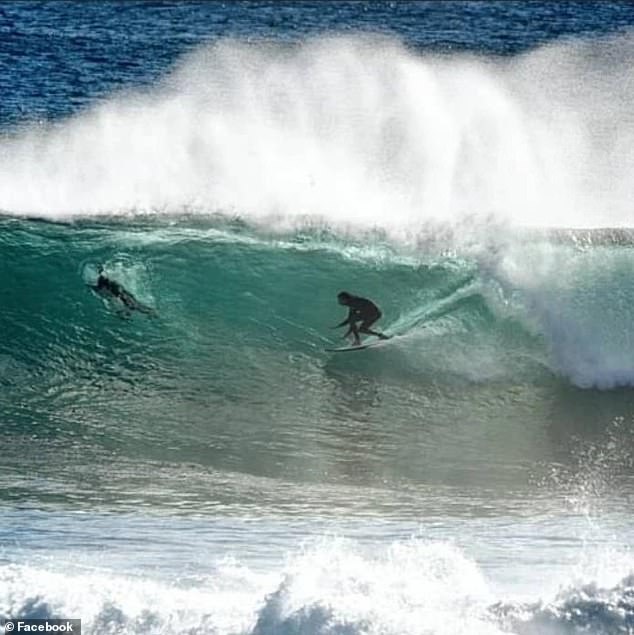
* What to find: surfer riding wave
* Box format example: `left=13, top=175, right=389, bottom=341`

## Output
left=333, top=291, right=390, bottom=346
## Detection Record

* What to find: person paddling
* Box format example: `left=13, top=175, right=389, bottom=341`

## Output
left=90, top=266, right=156, bottom=317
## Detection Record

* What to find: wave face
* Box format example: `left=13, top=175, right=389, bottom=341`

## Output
left=1, top=218, right=633, bottom=395
left=2, top=218, right=634, bottom=518
left=0, top=35, right=633, bottom=229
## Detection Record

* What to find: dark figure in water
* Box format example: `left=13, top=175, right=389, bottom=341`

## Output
left=333, top=291, right=390, bottom=346
left=91, top=266, right=156, bottom=317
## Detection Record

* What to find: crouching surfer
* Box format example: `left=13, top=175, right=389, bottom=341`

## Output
left=332, top=291, right=390, bottom=346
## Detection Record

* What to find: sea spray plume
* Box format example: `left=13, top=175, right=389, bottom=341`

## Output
left=505, top=35, right=634, bottom=229
left=0, top=35, right=632, bottom=232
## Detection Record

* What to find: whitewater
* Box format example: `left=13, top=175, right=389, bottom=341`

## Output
left=1, top=2, right=634, bottom=634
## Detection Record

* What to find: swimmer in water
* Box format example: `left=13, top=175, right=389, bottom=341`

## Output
left=90, top=266, right=156, bottom=317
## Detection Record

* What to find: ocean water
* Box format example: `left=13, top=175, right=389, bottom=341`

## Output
left=1, top=2, right=634, bottom=633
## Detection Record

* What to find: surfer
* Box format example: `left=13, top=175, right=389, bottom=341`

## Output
left=90, top=266, right=156, bottom=317
left=333, top=291, right=390, bottom=346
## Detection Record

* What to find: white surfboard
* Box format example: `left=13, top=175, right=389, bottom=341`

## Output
left=325, top=336, right=393, bottom=353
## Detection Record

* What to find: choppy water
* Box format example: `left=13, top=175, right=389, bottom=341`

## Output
left=1, top=2, right=634, bottom=634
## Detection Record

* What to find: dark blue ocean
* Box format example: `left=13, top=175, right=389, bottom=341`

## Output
left=1, top=2, right=634, bottom=634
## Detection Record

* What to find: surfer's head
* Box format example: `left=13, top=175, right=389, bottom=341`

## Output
left=337, top=291, right=353, bottom=305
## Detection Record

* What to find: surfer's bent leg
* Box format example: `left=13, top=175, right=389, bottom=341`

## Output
left=359, top=316, right=388, bottom=340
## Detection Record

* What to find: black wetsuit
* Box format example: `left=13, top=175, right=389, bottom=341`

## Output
left=96, top=274, right=136, bottom=309
left=342, top=296, right=382, bottom=329
left=336, top=295, right=388, bottom=344
left=92, top=273, right=155, bottom=315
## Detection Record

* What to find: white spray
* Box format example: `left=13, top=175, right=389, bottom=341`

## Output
left=0, top=34, right=632, bottom=230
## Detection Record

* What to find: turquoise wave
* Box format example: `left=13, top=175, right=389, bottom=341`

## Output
left=0, top=216, right=538, bottom=382
left=2, top=216, right=634, bottom=510
left=2, top=217, right=634, bottom=400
